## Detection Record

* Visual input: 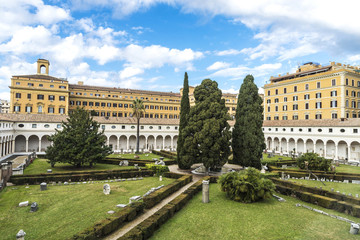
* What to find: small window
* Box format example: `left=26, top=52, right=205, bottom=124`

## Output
left=340, top=129, right=345, bottom=133
left=50, top=85, right=54, bottom=88
left=101, top=125, right=105, bottom=129
left=290, top=128, right=293, bottom=132
left=268, top=128, right=271, bottom=131
left=167, top=126, right=170, bottom=130
left=141, top=126, right=144, bottom=129
left=158, top=126, right=162, bottom=130
left=131, top=126, right=135, bottom=129
left=57, top=124, right=61, bottom=128
left=299, top=128, right=303, bottom=132
left=16, top=82, right=20, bottom=85
left=275, top=128, right=278, bottom=131
left=111, top=125, right=116, bottom=129
left=318, top=129, right=322, bottom=132
left=18, top=124, right=24, bottom=128
left=32, top=124, right=37, bottom=128
left=122, top=126, right=125, bottom=129
left=282, top=128, right=286, bottom=132
left=44, top=124, right=50, bottom=128
left=354, top=129, right=358, bottom=133
left=329, top=128, right=333, bottom=133
left=308, top=128, right=311, bottom=132
left=149, top=126, right=153, bottom=129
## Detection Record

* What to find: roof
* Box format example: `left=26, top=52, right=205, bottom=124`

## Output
left=269, top=65, right=332, bottom=83
left=69, top=84, right=181, bottom=97
left=263, top=119, right=360, bottom=127
left=0, top=113, right=180, bottom=125
left=12, top=74, right=67, bottom=82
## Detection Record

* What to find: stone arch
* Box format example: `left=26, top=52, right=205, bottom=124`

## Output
left=129, top=135, right=136, bottom=151
left=326, top=140, right=336, bottom=159
left=337, top=140, right=348, bottom=160
left=288, top=138, right=296, bottom=152
left=350, top=141, right=360, bottom=161
left=297, top=139, right=305, bottom=154
left=172, top=135, right=178, bottom=150
left=109, top=135, right=118, bottom=150
left=266, top=137, right=272, bottom=150
left=147, top=135, right=155, bottom=150
left=305, top=139, right=314, bottom=153
left=41, top=135, right=51, bottom=152
left=119, top=135, right=127, bottom=151
left=139, top=135, right=146, bottom=150
left=315, top=139, right=325, bottom=157
left=164, top=135, right=171, bottom=149
left=280, top=138, right=287, bottom=153
left=273, top=137, right=280, bottom=151
left=15, top=135, right=26, bottom=152
left=28, top=135, right=39, bottom=152
left=156, top=135, right=163, bottom=150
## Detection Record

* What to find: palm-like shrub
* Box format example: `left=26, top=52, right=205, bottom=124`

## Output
left=219, top=168, right=275, bottom=203
left=297, top=152, right=331, bottom=171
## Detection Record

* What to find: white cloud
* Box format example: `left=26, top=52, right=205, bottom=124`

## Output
left=207, top=61, right=231, bottom=71
left=215, top=49, right=242, bottom=56
left=119, top=67, right=144, bottom=79
left=222, top=87, right=238, bottom=94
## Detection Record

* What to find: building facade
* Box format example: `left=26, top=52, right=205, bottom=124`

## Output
left=10, top=59, right=239, bottom=118
left=0, top=100, right=10, bottom=113
left=263, top=62, right=360, bottom=121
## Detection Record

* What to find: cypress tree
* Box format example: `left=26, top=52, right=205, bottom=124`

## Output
left=177, top=72, right=192, bottom=169
left=232, top=75, right=265, bottom=169
left=182, top=79, right=231, bottom=170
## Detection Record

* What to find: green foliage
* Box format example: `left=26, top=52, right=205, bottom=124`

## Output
left=177, top=72, right=191, bottom=169
left=182, top=79, right=231, bottom=169
left=297, top=152, right=332, bottom=171
left=232, top=75, right=265, bottom=169
left=45, top=107, right=112, bottom=167
left=145, top=163, right=169, bottom=176
left=132, top=99, right=146, bottom=153
left=219, top=168, right=275, bottom=203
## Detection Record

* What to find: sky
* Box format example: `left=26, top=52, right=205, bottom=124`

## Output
left=1, top=0, right=360, bottom=101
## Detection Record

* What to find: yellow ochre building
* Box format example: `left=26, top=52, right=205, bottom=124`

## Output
left=10, top=59, right=238, bottom=118
left=264, top=62, right=360, bottom=121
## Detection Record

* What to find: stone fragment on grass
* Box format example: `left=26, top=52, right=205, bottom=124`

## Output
left=19, top=201, right=29, bottom=207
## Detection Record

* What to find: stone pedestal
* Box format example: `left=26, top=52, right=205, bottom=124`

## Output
left=40, top=182, right=47, bottom=191
left=350, top=223, right=359, bottom=235
left=202, top=180, right=210, bottom=203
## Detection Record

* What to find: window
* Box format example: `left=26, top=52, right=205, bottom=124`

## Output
left=332, top=79, right=336, bottom=86
left=282, top=116, right=288, bottom=120
left=18, top=124, right=24, bottom=128
left=38, top=105, right=43, bottom=113
left=294, top=86, right=297, bottom=92
left=304, top=94, right=310, bottom=100
left=316, top=93, right=321, bottom=98
left=352, top=80, right=355, bottom=86
left=102, top=125, right=105, bottom=129
left=101, top=102, right=106, bottom=107
left=293, top=115, right=298, bottom=120
left=50, top=85, right=54, bottom=88
left=315, top=114, right=322, bottom=119
left=331, top=113, right=337, bottom=119
left=274, top=116, right=279, bottom=120
left=122, top=125, right=125, bottom=129
left=111, top=125, right=116, bottom=129
left=330, top=90, right=337, bottom=97
left=70, top=101, right=74, bottom=105
left=76, top=92, right=82, bottom=95
left=37, top=94, right=44, bottom=100
left=48, top=95, right=55, bottom=101
left=318, top=129, right=322, bottom=132
left=107, top=103, right=111, bottom=107
left=267, top=106, right=270, bottom=112
left=275, top=89, right=278, bottom=95
left=124, top=104, right=128, bottom=108
left=284, top=97, right=287, bottom=102
left=274, top=98, right=279, bottom=103
left=354, top=129, right=358, bottom=134
left=113, top=103, right=117, bottom=107
left=83, top=101, right=87, bottom=106
left=308, top=128, right=312, bottom=132
left=293, top=96, right=298, bottom=101
left=330, top=100, right=337, bottom=108
left=267, top=99, right=271, bottom=104
left=275, top=106, right=278, bottom=111
left=28, top=83, right=34, bottom=87
left=283, top=88, right=287, bottom=94
left=266, top=116, right=271, bottom=120
left=27, top=94, right=31, bottom=99
left=267, top=90, right=270, bottom=96
left=32, top=124, right=37, bottom=128
left=48, top=107, right=54, bottom=113
left=39, top=84, right=43, bottom=87
left=282, top=105, right=287, bottom=111
left=305, top=103, right=309, bottom=109
left=57, top=124, right=62, bottom=128
left=25, top=106, right=32, bottom=113
left=329, top=128, right=333, bottom=133
left=316, top=102, right=322, bottom=109
left=58, top=96, right=65, bottom=101
left=59, top=86, right=66, bottom=89
left=305, top=114, right=309, bottom=120
left=293, top=104, right=298, bottom=110
left=317, top=82, right=321, bottom=88
left=352, top=101, right=356, bottom=108
left=346, top=90, right=349, bottom=96
left=16, top=82, right=20, bottom=85
left=346, top=100, right=349, bottom=107
left=358, top=81, right=360, bottom=87
left=305, top=84, right=309, bottom=90
left=76, top=101, right=81, bottom=106
left=59, top=108, right=65, bottom=114
left=346, top=78, right=349, bottom=85
left=340, top=129, right=345, bottom=133
left=158, top=126, right=162, bottom=130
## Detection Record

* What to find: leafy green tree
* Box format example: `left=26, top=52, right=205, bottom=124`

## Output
left=132, top=99, right=146, bottom=153
left=219, top=168, right=275, bottom=203
left=232, top=75, right=265, bottom=169
left=297, top=152, right=331, bottom=171
left=182, top=79, right=231, bottom=170
left=46, top=107, right=112, bottom=167
left=177, top=72, right=191, bottom=169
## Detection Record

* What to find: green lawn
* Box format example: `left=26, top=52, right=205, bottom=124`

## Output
left=286, top=164, right=360, bottom=175
left=151, top=183, right=360, bottom=240
left=262, top=153, right=292, bottom=163
left=288, top=179, right=360, bottom=195
left=24, top=158, right=134, bottom=175
left=0, top=177, right=175, bottom=240
left=107, top=153, right=172, bottom=161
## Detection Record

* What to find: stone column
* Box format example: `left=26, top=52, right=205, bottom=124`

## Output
left=171, top=136, right=174, bottom=150
left=162, top=138, right=165, bottom=150
left=313, top=142, right=316, bottom=154
left=126, top=138, right=129, bottom=151
left=348, top=144, right=351, bottom=161
left=324, top=144, right=327, bottom=158
left=202, top=180, right=210, bottom=203
left=286, top=140, right=289, bottom=153
left=0, top=142, right=2, bottom=157
left=39, top=139, right=42, bottom=152
left=118, top=137, right=121, bottom=151
left=25, top=139, right=29, bottom=152
left=335, top=143, right=338, bottom=160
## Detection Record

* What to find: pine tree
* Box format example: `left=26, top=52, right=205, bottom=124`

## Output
left=182, top=79, right=231, bottom=170
left=177, top=72, right=191, bottom=169
left=232, top=75, right=265, bottom=169
left=46, top=107, right=112, bottom=167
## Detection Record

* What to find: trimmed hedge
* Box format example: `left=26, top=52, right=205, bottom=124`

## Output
left=152, top=150, right=176, bottom=160
left=160, top=150, right=176, bottom=157
left=102, top=158, right=177, bottom=166
left=10, top=169, right=154, bottom=185
left=119, top=177, right=207, bottom=240
left=143, top=175, right=192, bottom=209
left=72, top=202, right=144, bottom=240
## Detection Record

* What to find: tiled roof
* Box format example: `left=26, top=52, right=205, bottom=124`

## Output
left=69, top=84, right=181, bottom=97
left=263, top=119, right=360, bottom=127
left=0, top=113, right=180, bottom=125
left=12, top=74, right=67, bottom=82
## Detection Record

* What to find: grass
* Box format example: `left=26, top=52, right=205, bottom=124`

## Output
left=286, top=164, right=360, bottom=175
left=23, top=158, right=134, bottom=175
left=288, top=179, right=360, bottom=195
left=0, top=177, right=175, bottom=240
left=151, top=183, right=360, bottom=240
left=107, top=153, right=172, bottom=161
left=262, top=153, right=292, bottom=163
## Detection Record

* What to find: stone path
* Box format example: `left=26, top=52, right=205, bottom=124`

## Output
left=10, top=155, right=28, bottom=168
left=103, top=165, right=202, bottom=240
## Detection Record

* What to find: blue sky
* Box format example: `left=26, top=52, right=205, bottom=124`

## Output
left=1, top=0, right=360, bottom=100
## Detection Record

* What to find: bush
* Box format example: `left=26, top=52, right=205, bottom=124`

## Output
left=296, top=152, right=331, bottom=171
left=219, top=168, right=275, bottom=203
left=145, top=164, right=169, bottom=176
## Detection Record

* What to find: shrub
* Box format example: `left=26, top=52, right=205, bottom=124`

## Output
left=145, top=164, right=169, bottom=176
left=219, top=168, right=275, bottom=203
left=296, top=152, right=331, bottom=171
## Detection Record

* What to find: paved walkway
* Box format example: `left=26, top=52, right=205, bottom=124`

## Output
left=10, top=155, right=28, bottom=168
left=103, top=165, right=201, bottom=240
